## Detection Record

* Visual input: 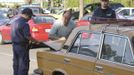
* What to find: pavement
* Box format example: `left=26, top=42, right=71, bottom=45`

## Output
left=0, top=44, right=45, bottom=75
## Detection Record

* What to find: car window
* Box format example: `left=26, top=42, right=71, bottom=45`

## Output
left=33, top=16, right=55, bottom=24
left=32, top=8, right=40, bottom=14
left=123, top=41, right=134, bottom=66
left=132, top=9, right=134, bottom=16
left=119, top=9, right=130, bottom=16
left=19, top=7, right=43, bottom=14
left=101, top=34, right=126, bottom=63
left=69, top=31, right=101, bottom=57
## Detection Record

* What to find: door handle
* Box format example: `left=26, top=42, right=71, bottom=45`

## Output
left=64, top=58, right=71, bottom=63
left=95, top=66, right=104, bottom=74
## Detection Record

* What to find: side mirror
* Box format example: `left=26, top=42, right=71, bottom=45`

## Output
left=63, top=45, right=69, bottom=49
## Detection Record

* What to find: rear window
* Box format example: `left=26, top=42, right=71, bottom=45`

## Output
left=19, top=7, right=43, bottom=14
left=33, top=16, right=55, bottom=24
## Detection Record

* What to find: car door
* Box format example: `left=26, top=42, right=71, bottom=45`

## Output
left=62, top=31, right=102, bottom=75
left=94, top=33, right=134, bottom=75
left=1, top=24, right=11, bottom=41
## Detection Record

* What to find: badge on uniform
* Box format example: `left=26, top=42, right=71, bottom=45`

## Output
left=107, top=14, right=112, bottom=16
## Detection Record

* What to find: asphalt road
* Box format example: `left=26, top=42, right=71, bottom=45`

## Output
left=0, top=44, right=45, bottom=75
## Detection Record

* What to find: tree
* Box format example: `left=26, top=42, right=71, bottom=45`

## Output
left=24, top=0, right=32, bottom=4
left=79, top=0, right=84, bottom=20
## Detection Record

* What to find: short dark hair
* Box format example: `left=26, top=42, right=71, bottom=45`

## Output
left=21, top=8, right=34, bottom=17
left=63, top=9, right=72, bottom=16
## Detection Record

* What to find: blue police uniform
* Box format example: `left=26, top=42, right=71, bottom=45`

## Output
left=11, top=16, right=31, bottom=75
left=91, top=7, right=116, bottom=23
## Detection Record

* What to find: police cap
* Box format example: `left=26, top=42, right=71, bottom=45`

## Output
left=21, top=8, right=34, bottom=17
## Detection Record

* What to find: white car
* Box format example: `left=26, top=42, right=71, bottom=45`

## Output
left=116, top=7, right=134, bottom=19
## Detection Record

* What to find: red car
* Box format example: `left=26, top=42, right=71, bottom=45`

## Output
left=76, top=15, right=91, bottom=27
left=0, top=14, right=56, bottom=44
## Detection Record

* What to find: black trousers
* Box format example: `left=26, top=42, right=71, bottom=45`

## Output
left=12, top=43, right=30, bottom=75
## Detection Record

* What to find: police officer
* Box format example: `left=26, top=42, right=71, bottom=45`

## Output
left=91, top=0, right=116, bottom=24
left=11, top=8, right=38, bottom=75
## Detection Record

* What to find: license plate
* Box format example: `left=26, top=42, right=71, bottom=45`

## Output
left=45, top=29, right=51, bottom=32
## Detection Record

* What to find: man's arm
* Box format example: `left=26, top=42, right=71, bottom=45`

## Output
left=23, top=23, right=40, bottom=43
left=49, top=22, right=60, bottom=40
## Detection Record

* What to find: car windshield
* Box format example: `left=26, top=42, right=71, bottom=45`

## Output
left=33, top=16, right=55, bottom=24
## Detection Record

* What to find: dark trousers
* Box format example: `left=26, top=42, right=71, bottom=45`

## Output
left=12, top=43, right=30, bottom=75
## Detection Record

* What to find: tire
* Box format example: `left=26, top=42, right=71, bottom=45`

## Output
left=52, top=71, right=64, bottom=75
left=0, top=33, right=4, bottom=45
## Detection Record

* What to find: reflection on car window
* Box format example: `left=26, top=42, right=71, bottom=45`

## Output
left=123, top=41, right=134, bottom=66
left=32, top=9, right=39, bottom=14
left=34, top=16, right=55, bottom=24
left=119, top=9, right=130, bottom=16
left=101, top=35, right=126, bottom=63
left=132, top=9, right=134, bottom=16
left=70, top=31, right=101, bottom=57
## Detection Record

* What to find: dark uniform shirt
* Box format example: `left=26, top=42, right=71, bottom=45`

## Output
left=11, top=16, right=31, bottom=44
left=91, top=7, right=116, bottom=23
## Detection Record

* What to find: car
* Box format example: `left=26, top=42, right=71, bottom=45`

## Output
left=43, top=8, right=51, bottom=14
left=0, top=14, right=9, bottom=26
left=48, top=7, right=64, bottom=19
left=34, top=23, right=134, bottom=75
left=18, top=5, right=44, bottom=14
left=116, top=7, right=134, bottom=16
left=116, top=7, right=134, bottom=20
left=76, top=14, right=91, bottom=27
left=0, top=14, right=56, bottom=44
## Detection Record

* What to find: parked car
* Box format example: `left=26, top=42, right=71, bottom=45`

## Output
left=18, top=4, right=44, bottom=15
left=43, top=8, right=51, bottom=14
left=0, top=14, right=56, bottom=44
left=34, top=24, right=134, bottom=75
left=76, top=14, right=91, bottom=27
left=116, top=7, right=134, bottom=20
left=0, top=14, right=9, bottom=26
left=48, top=7, right=64, bottom=19
left=116, top=7, right=134, bottom=16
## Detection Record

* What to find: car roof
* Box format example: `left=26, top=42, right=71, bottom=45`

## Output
left=64, top=24, right=134, bottom=51
left=33, top=14, right=56, bottom=19
left=117, top=7, right=134, bottom=9
left=34, top=14, right=55, bottom=17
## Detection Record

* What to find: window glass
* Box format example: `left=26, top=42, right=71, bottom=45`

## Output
left=119, top=9, right=130, bottom=16
left=70, top=34, right=81, bottom=53
left=132, top=9, right=134, bottom=16
left=33, top=16, right=55, bottom=24
left=101, top=35, right=126, bottom=63
left=70, top=32, right=101, bottom=57
left=123, top=41, right=134, bottom=66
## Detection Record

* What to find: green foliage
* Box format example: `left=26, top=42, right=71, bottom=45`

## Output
left=66, top=0, right=79, bottom=7
left=65, top=0, right=134, bottom=7
left=47, top=0, right=134, bottom=8
left=0, top=3, right=5, bottom=8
